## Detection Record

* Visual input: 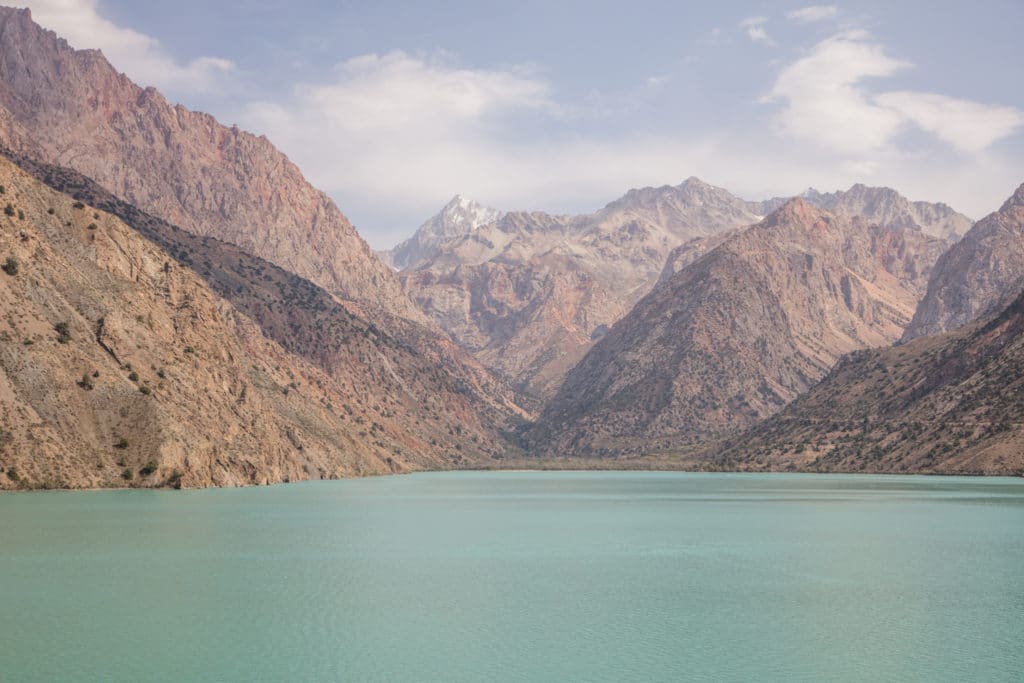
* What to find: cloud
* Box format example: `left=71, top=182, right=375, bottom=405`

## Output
left=765, top=30, right=1024, bottom=154
left=786, top=5, right=839, bottom=23
left=875, top=92, right=1024, bottom=153
left=21, top=0, right=234, bottom=94
left=740, top=16, right=774, bottom=45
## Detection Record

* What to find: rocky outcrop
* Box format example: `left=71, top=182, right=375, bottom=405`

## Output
left=0, top=6, right=422, bottom=322
left=0, top=154, right=525, bottom=490
left=716, top=287, right=1024, bottom=476
left=526, top=200, right=947, bottom=456
left=903, top=183, right=1024, bottom=340
left=401, top=178, right=763, bottom=398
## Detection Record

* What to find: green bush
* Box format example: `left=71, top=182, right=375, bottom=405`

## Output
left=1, top=256, right=18, bottom=275
left=17, top=210, right=24, bottom=221
left=87, top=223, right=97, bottom=230
left=54, top=321, right=71, bottom=344
left=139, top=385, right=151, bottom=395
left=114, top=437, right=129, bottom=450
left=121, top=468, right=133, bottom=481
left=128, top=371, right=139, bottom=382
left=139, top=460, right=158, bottom=476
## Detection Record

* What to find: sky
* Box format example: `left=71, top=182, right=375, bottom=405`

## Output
left=16, top=0, right=1024, bottom=249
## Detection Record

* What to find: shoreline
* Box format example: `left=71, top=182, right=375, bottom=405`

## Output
left=3, top=463, right=1021, bottom=493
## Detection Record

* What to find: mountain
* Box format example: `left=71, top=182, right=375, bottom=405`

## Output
left=714, top=287, right=1024, bottom=475
left=382, top=195, right=503, bottom=270
left=526, top=199, right=947, bottom=457
left=903, top=183, right=1024, bottom=340
left=0, top=152, right=526, bottom=489
left=0, top=7, right=421, bottom=322
left=800, top=184, right=971, bottom=241
left=401, top=178, right=763, bottom=398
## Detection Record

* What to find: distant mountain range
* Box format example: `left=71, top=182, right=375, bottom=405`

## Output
left=1, top=5, right=1021, bottom=486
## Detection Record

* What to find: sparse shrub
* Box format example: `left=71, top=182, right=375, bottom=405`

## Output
left=47, top=208, right=55, bottom=215
left=3, top=203, right=13, bottom=217
left=128, top=371, right=139, bottom=382
left=183, top=346, right=195, bottom=354
left=22, top=339, right=32, bottom=346
left=1, top=256, right=18, bottom=275
left=17, top=210, right=24, bottom=220
left=0, top=185, right=5, bottom=194
left=156, top=369, right=166, bottom=379
left=139, top=460, right=157, bottom=476
left=72, top=201, right=85, bottom=210
left=114, top=437, right=129, bottom=450
left=6, top=467, right=18, bottom=482
left=87, top=223, right=97, bottom=230
left=78, top=373, right=94, bottom=390
left=121, top=468, right=133, bottom=481
left=139, top=385, right=151, bottom=395
left=92, top=370, right=100, bottom=378
left=93, top=213, right=100, bottom=220
left=54, top=321, right=71, bottom=344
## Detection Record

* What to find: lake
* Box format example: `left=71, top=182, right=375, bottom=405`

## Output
left=1, top=471, right=1022, bottom=681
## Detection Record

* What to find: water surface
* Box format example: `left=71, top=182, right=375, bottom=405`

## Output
left=1, top=472, right=1022, bottom=681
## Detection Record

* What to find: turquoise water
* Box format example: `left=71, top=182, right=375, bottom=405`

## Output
left=1, top=472, right=1023, bottom=682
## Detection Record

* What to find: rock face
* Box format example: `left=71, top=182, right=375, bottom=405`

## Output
left=0, top=154, right=525, bottom=490
left=801, top=184, right=971, bottom=241
left=527, top=200, right=947, bottom=456
left=719, top=288, right=1024, bottom=476
left=0, top=7, right=421, bottom=322
left=401, top=178, right=763, bottom=398
left=903, top=183, right=1024, bottom=340
left=382, top=195, right=503, bottom=270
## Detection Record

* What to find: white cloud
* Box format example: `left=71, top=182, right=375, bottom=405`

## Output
left=21, top=0, right=234, bottom=94
left=740, top=16, right=774, bottom=45
left=765, top=30, right=1024, bottom=154
left=786, top=6, right=839, bottom=23
left=766, top=31, right=908, bottom=152
left=875, top=92, right=1024, bottom=153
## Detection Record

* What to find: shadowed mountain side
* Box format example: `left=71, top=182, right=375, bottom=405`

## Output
left=0, top=152, right=529, bottom=489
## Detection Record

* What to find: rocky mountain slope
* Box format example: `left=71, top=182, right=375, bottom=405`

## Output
left=526, top=200, right=947, bottom=457
left=0, top=153, right=525, bottom=490
left=0, top=7, right=421, bottom=322
left=401, top=178, right=763, bottom=398
left=903, top=183, right=1024, bottom=340
left=382, top=195, right=503, bottom=270
left=713, top=287, right=1024, bottom=475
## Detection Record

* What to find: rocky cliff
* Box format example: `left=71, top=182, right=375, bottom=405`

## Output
left=903, top=183, right=1024, bottom=340
left=0, top=6, right=422, bottom=322
left=527, top=200, right=947, bottom=456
